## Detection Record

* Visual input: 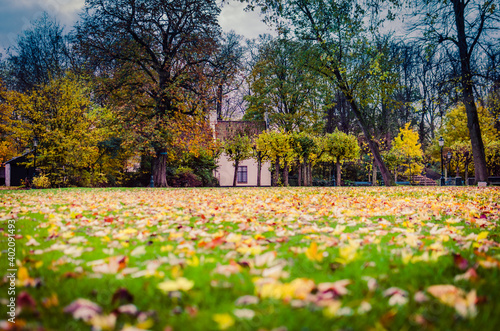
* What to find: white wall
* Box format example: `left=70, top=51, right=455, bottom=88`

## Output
left=215, top=153, right=271, bottom=186
left=5, top=164, right=10, bottom=187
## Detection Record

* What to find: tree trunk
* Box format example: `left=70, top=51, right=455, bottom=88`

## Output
left=336, top=159, right=341, bottom=187
left=275, top=156, right=280, bottom=186
left=307, top=162, right=312, bottom=186
left=216, top=83, right=223, bottom=121
left=283, top=160, right=289, bottom=186
left=257, top=152, right=262, bottom=187
left=333, top=73, right=394, bottom=186
left=153, top=151, right=168, bottom=187
left=233, top=160, right=239, bottom=187
left=465, top=162, right=469, bottom=185
left=298, top=160, right=302, bottom=186
left=452, top=0, right=489, bottom=183
left=372, top=159, right=377, bottom=186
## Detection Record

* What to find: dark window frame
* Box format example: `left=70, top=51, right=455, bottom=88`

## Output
left=237, top=166, right=248, bottom=184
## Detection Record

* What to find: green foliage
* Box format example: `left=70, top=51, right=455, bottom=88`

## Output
left=291, top=131, right=318, bottom=163
left=244, top=37, right=323, bottom=133
left=319, top=130, right=360, bottom=164
left=224, top=134, right=253, bottom=166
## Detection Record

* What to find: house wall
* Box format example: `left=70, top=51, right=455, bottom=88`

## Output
left=216, top=153, right=272, bottom=187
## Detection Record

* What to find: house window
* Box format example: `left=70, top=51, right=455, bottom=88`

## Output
left=237, top=166, right=248, bottom=184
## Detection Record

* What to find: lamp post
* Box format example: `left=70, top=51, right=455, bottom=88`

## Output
left=33, top=136, right=38, bottom=181
left=447, top=151, right=452, bottom=185
left=439, top=137, right=444, bottom=186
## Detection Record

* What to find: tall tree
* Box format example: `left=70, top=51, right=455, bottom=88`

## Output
left=75, top=0, right=222, bottom=186
left=212, top=31, right=246, bottom=120
left=3, top=75, right=118, bottom=187
left=411, top=0, right=500, bottom=183
left=241, top=0, right=399, bottom=185
left=4, top=13, right=72, bottom=92
left=244, top=36, right=323, bottom=133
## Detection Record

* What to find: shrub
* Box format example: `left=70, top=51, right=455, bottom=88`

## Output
left=33, top=174, right=51, bottom=188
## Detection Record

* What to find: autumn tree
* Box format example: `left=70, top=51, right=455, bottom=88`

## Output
left=75, top=0, right=222, bottom=187
left=431, top=103, right=499, bottom=181
left=256, top=130, right=294, bottom=186
left=290, top=131, right=317, bottom=186
left=319, top=130, right=360, bottom=186
left=410, top=0, right=500, bottom=183
left=241, top=0, right=399, bottom=186
left=0, top=80, right=17, bottom=164
left=224, top=134, right=253, bottom=186
left=4, top=75, right=121, bottom=187
left=386, top=123, right=424, bottom=182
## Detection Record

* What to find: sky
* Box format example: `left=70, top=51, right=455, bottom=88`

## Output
left=0, top=0, right=274, bottom=55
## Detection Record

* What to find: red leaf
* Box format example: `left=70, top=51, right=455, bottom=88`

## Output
left=453, top=253, right=469, bottom=271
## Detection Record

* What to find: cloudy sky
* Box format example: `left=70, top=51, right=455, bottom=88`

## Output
left=0, top=0, right=274, bottom=55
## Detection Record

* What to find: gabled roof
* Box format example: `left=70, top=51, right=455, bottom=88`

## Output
left=215, top=121, right=266, bottom=141
left=4, top=150, right=33, bottom=165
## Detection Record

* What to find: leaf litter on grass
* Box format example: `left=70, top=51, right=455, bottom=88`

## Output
left=0, top=187, right=499, bottom=330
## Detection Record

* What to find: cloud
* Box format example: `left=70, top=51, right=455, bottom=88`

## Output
left=0, top=0, right=273, bottom=54
left=0, top=0, right=84, bottom=53
left=219, top=1, right=275, bottom=40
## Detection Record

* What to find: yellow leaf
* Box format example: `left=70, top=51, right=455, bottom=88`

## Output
left=477, top=231, right=488, bottom=241
left=213, top=313, right=235, bottom=330
left=158, top=277, right=194, bottom=293
left=305, top=241, right=323, bottom=262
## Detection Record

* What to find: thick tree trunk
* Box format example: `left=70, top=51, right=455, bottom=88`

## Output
left=452, top=0, right=489, bottom=183
left=153, top=151, right=168, bottom=187
left=233, top=160, right=239, bottom=187
left=336, top=159, right=341, bottom=187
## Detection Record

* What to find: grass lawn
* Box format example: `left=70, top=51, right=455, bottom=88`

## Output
left=1, top=186, right=499, bottom=330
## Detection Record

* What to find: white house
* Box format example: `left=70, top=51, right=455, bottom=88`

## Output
left=211, top=118, right=271, bottom=187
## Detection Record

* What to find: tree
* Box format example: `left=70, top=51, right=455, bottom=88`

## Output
left=319, top=130, right=360, bottom=186
left=3, top=75, right=121, bottom=187
left=432, top=103, right=499, bottom=181
left=411, top=0, right=500, bottom=183
left=224, top=134, right=253, bottom=186
left=244, top=36, right=323, bottom=133
left=4, top=13, right=72, bottom=92
left=75, top=0, right=222, bottom=186
left=212, top=31, right=246, bottom=121
left=387, top=123, right=424, bottom=182
left=256, top=130, right=294, bottom=186
left=290, top=131, right=317, bottom=186
left=0, top=80, right=18, bottom=164
left=241, top=0, right=399, bottom=186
